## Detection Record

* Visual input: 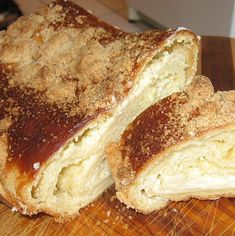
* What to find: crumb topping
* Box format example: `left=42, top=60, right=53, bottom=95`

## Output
left=0, top=0, right=175, bottom=114
left=121, top=76, right=235, bottom=171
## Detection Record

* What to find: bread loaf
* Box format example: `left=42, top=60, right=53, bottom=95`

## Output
left=0, top=0, right=199, bottom=221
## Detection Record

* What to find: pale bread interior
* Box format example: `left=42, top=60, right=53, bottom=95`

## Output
left=20, top=35, right=197, bottom=217
left=125, top=127, right=235, bottom=213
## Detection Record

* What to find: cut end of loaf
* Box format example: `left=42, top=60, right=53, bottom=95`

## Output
left=109, top=77, right=235, bottom=214
left=117, top=126, right=235, bottom=214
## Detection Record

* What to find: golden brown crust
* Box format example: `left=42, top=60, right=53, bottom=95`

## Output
left=117, top=76, right=235, bottom=174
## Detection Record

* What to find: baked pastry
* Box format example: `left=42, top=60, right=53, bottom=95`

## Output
left=0, top=0, right=199, bottom=221
left=107, top=76, right=235, bottom=213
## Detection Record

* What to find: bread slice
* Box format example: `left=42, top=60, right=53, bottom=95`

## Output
left=107, top=76, right=235, bottom=213
left=0, top=0, right=199, bottom=221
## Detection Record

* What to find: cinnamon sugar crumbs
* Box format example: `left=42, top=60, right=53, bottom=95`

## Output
left=0, top=0, right=195, bottom=175
left=0, top=0, right=171, bottom=119
left=75, top=15, right=87, bottom=24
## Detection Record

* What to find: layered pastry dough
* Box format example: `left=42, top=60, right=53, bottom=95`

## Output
left=107, top=76, right=235, bottom=213
left=0, top=0, right=198, bottom=221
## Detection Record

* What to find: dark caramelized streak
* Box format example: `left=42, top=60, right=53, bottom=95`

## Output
left=0, top=65, right=93, bottom=176
left=121, top=94, right=188, bottom=172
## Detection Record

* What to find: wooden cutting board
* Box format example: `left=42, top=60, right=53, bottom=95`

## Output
left=1, top=36, right=235, bottom=236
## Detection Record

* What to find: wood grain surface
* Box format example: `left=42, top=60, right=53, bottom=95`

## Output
left=1, top=36, right=235, bottom=236
left=201, top=36, right=235, bottom=91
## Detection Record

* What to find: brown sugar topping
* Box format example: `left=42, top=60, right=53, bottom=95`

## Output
left=0, top=0, right=178, bottom=176
left=121, top=76, right=235, bottom=172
